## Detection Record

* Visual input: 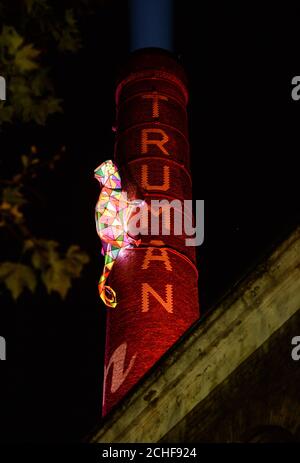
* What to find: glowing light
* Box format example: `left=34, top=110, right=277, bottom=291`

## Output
left=100, top=50, right=200, bottom=416
left=94, top=160, right=141, bottom=308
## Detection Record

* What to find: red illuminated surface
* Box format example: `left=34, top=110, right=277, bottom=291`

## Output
left=102, top=49, right=200, bottom=416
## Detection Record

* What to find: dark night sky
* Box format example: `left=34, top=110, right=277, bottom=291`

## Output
left=0, top=1, right=299, bottom=442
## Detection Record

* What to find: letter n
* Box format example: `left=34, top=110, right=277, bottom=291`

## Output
left=142, top=283, right=173, bottom=313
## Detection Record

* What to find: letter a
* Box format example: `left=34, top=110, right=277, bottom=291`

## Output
left=142, top=241, right=172, bottom=271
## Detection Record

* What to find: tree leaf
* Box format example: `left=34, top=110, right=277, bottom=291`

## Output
left=0, top=102, right=14, bottom=123
left=56, top=9, right=82, bottom=52
left=31, top=251, right=42, bottom=270
left=24, top=0, right=49, bottom=15
left=0, top=26, right=23, bottom=55
left=67, top=245, right=90, bottom=265
left=0, top=262, right=15, bottom=279
left=42, top=261, right=71, bottom=299
left=32, top=97, right=63, bottom=125
left=21, top=155, right=29, bottom=167
left=25, top=0, right=35, bottom=13
left=2, top=186, right=26, bottom=206
left=0, top=262, right=37, bottom=300
left=14, top=44, right=40, bottom=72
left=23, top=239, right=35, bottom=252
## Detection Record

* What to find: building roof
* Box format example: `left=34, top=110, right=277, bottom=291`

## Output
left=89, top=227, right=300, bottom=443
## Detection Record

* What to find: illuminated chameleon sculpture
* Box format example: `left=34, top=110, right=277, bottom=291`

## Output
left=94, top=160, right=142, bottom=308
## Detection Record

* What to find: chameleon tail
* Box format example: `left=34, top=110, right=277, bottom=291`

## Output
left=98, top=246, right=118, bottom=308
left=99, top=282, right=117, bottom=308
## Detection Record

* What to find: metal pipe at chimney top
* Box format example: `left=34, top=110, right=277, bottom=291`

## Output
left=130, top=0, right=174, bottom=51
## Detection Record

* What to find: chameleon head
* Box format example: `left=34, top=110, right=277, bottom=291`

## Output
left=94, top=160, right=121, bottom=189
